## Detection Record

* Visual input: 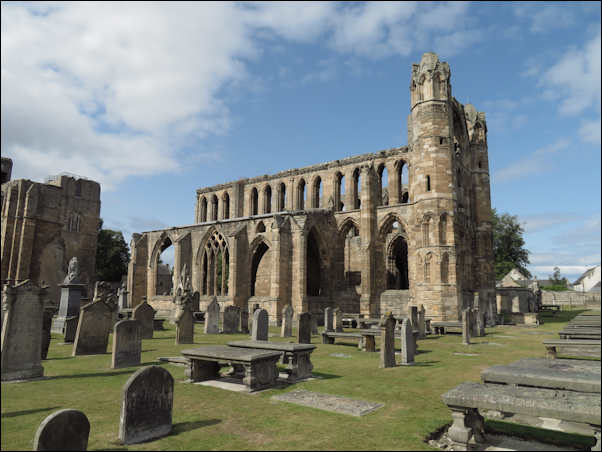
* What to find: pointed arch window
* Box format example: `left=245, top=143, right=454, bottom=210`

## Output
left=201, top=231, right=229, bottom=296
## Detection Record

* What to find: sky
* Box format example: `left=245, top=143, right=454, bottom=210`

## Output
left=1, top=1, right=600, bottom=282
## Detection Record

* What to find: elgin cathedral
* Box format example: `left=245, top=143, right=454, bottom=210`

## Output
left=127, top=53, right=496, bottom=324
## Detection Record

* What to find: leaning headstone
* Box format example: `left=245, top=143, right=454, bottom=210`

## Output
left=400, top=318, right=414, bottom=365
left=133, top=298, right=155, bottom=339
left=380, top=313, right=396, bottom=368
left=63, top=316, right=79, bottom=343
left=298, top=312, right=312, bottom=344
left=324, top=307, right=333, bottom=332
left=240, top=307, right=249, bottom=334
left=418, top=305, right=426, bottom=339
left=119, top=366, right=174, bottom=445
left=333, top=307, right=344, bottom=332
left=281, top=305, right=294, bottom=337
left=33, top=409, right=90, bottom=451
left=1, top=281, right=45, bottom=381
left=175, top=308, right=194, bottom=344
left=72, top=299, right=113, bottom=356
left=41, top=302, right=57, bottom=360
left=112, top=320, right=142, bottom=369
left=204, top=297, right=220, bottom=334
left=251, top=308, right=269, bottom=341
left=462, top=309, right=471, bottom=345
left=410, top=306, right=418, bottom=332
left=223, top=305, right=240, bottom=334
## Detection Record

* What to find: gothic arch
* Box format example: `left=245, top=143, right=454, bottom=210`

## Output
left=199, top=229, right=230, bottom=296
left=149, top=231, right=177, bottom=269
left=378, top=213, right=408, bottom=239
left=337, top=216, right=360, bottom=236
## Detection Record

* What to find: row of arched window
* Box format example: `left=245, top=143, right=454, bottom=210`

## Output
left=418, top=252, right=450, bottom=284
left=197, top=160, right=411, bottom=222
left=421, top=213, right=449, bottom=247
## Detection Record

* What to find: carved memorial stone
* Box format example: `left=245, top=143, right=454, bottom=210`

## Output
left=204, top=297, right=220, bottom=334
left=223, top=305, right=240, bottom=334
left=380, top=313, right=396, bottom=368
left=133, top=299, right=155, bottom=339
left=400, top=318, right=414, bottom=365
left=1, top=281, right=45, bottom=381
left=333, top=307, right=344, bottom=332
left=119, top=366, right=174, bottom=444
left=51, top=258, right=86, bottom=340
left=251, top=308, right=268, bottom=341
left=175, top=307, right=194, bottom=344
left=112, top=320, right=142, bottom=369
left=281, top=305, right=294, bottom=337
left=72, top=298, right=113, bottom=356
left=33, top=409, right=90, bottom=451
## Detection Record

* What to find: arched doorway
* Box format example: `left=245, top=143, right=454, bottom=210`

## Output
left=251, top=241, right=271, bottom=296
left=387, top=235, right=409, bottom=289
left=307, top=228, right=325, bottom=296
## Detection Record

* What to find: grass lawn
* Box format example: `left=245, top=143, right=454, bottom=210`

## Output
left=1, top=308, right=596, bottom=450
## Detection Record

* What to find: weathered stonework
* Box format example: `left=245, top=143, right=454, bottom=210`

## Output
left=127, top=53, right=495, bottom=324
left=1, top=169, right=101, bottom=305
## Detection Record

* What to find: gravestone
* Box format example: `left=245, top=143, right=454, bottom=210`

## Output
left=311, top=314, right=319, bottom=336
left=469, top=308, right=478, bottom=337
left=298, top=312, right=312, bottom=344
left=380, top=313, right=396, bottom=368
left=204, top=297, right=220, bottom=334
left=410, top=306, right=418, bottom=332
left=112, top=320, right=142, bottom=369
left=119, top=366, right=174, bottom=445
left=72, top=299, right=113, bottom=356
left=400, top=318, right=414, bottom=365
left=281, top=305, right=294, bottom=337
left=418, top=305, right=426, bottom=339
left=333, top=307, right=344, bottom=332
left=223, top=305, right=240, bottom=334
left=41, top=302, right=57, bottom=360
left=51, top=257, right=85, bottom=339
left=33, top=409, right=90, bottom=451
left=175, top=307, right=194, bottom=344
left=475, top=308, right=485, bottom=337
left=324, top=307, right=334, bottom=332
left=240, top=307, right=249, bottom=334
left=63, top=316, right=79, bottom=343
left=251, top=308, right=268, bottom=341
left=1, top=281, right=45, bottom=381
left=462, top=309, right=471, bottom=345
left=133, top=299, right=155, bottom=339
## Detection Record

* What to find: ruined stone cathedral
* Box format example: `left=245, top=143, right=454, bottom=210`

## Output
left=127, top=52, right=496, bottom=324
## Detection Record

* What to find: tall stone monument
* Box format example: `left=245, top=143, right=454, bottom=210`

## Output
left=281, top=305, right=293, bottom=337
left=380, top=312, right=396, bottom=368
left=1, top=280, right=45, bottom=381
left=117, top=282, right=129, bottom=310
left=204, top=297, right=220, bottom=334
left=400, top=318, right=414, bottom=365
left=251, top=308, right=268, bottom=341
left=51, top=257, right=86, bottom=341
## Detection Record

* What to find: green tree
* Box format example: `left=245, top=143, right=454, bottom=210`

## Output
left=95, top=219, right=130, bottom=282
left=546, top=266, right=569, bottom=289
left=492, top=208, right=531, bottom=281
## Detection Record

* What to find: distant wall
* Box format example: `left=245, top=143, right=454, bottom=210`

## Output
left=541, top=290, right=601, bottom=306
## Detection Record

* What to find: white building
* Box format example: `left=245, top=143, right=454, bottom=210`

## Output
left=571, top=265, right=601, bottom=292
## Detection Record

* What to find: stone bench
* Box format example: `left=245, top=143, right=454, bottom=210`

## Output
left=431, top=321, right=462, bottom=335
left=559, top=330, right=601, bottom=340
left=321, top=330, right=415, bottom=352
left=181, top=345, right=282, bottom=392
left=228, top=340, right=316, bottom=382
left=441, top=382, right=601, bottom=451
left=544, top=339, right=601, bottom=359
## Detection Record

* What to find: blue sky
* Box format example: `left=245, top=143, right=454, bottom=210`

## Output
left=2, top=2, right=600, bottom=282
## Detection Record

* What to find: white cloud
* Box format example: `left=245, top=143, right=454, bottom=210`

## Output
left=520, top=213, right=579, bottom=234
left=1, top=2, right=484, bottom=189
left=579, top=118, right=602, bottom=144
left=493, top=138, right=569, bottom=183
left=514, top=4, right=577, bottom=34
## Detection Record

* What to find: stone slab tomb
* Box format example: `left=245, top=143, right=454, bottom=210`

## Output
left=133, top=299, right=156, bottom=339
left=1, top=281, right=45, bottom=381
left=204, top=297, right=220, bottom=334
left=33, top=409, right=90, bottom=451
left=272, top=390, right=384, bottom=417
left=223, top=305, right=240, bottom=334
left=119, top=366, right=174, bottom=445
left=298, top=312, right=312, bottom=344
left=112, top=320, right=142, bottom=369
left=251, top=308, right=269, bottom=341
left=72, top=299, right=113, bottom=356
left=281, top=305, right=293, bottom=337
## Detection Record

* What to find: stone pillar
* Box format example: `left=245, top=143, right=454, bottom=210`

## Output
left=359, top=165, right=377, bottom=316
left=389, top=162, right=400, bottom=204
left=380, top=313, right=396, bottom=368
left=291, top=228, right=307, bottom=314
left=51, top=283, right=85, bottom=339
left=220, top=251, right=226, bottom=296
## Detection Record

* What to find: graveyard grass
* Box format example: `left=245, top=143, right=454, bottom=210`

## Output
left=1, top=308, right=596, bottom=451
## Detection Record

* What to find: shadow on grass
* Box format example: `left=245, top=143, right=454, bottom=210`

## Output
left=310, top=371, right=341, bottom=380
left=410, top=361, right=439, bottom=366
left=141, top=349, right=158, bottom=353
left=44, top=356, right=74, bottom=361
left=420, top=335, right=443, bottom=341
left=2, top=407, right=60, bottom=419
left=152, top=336, right=176, bottom=340
left=539, top=309, right=588, bottom=324
left=415, top=349, right=432, bottom=355
left=171, top=419, right=221, bottom=435
left=45, top=370, right=133, bottom=381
